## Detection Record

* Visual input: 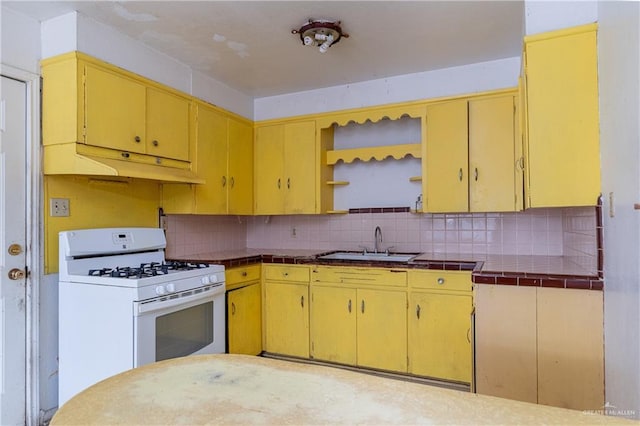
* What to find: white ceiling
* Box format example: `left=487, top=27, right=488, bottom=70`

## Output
left=4, top=1, right=525, bottom=98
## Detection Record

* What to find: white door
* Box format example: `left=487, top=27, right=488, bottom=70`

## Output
left=0, top=75, right=27, bottom=425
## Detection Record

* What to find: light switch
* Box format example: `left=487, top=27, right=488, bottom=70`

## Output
left=50, top=198, right=70, bottom=217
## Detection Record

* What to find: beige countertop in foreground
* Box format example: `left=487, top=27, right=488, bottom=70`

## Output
left=52, top=354, right=632, bottom=425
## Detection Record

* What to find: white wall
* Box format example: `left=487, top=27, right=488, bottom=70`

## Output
left=524, top=1, right=598, bottom=35
left=598, top=1, right=640, bottom=419
left=41, top=11, right=254, bottom=119
left=1, top=7, right=41, bottom=73
left=254, top=56, right=520, bottom=121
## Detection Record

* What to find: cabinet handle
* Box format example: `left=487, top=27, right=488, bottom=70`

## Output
left=283, top=272, right=288, bottom=277
left=437, top=277, right=445, bottom=285
left=152, top=140, right=159, bottom=147
left=241, top=271, right=247, bottom=277
left=361, top=300, right=365, bottom=314
left=277, top=178, right=281, bottom=189
left=134, top=136, right=141, bottom=143
left=467, top=328, right=471, bottom=343
left=287, top=178, right=290, bottom=189
left=348, top=299, right=352, bottom=313
left=458, top=168, right=463, bottom=181
left=301, top=295, right=304, bottom=308
left=222, top=176, right=227, bottom=187
left=230, top=177, right=235, bottom=188
left=121, top=152, right=130, bottom=158
left=474, top=167, right=478, bottom=181
left=231, top=302, right=236, bottom=315
left=416, top=304, right=421, bottom=319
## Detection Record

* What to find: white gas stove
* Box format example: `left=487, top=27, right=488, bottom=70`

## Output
left=58, top=227, right=226, bottom=407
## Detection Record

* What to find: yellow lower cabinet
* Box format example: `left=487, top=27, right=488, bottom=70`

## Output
left=264, top=281, right=309, bottom=358
left=309, top=285, right=356, bottom=365
left=408, top=291, right=472, bottom=383
left=227, top=282, right=262, bottom=355
left=356, top=288, right=407, bottom=372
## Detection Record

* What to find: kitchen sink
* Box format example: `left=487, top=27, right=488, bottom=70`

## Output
left=317, top=252, right=418, bottom=263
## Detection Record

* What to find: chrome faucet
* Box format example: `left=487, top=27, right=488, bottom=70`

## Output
left=374, top=226, right=382, bottom=254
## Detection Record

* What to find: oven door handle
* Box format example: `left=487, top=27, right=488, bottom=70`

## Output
left=135, top=286, right=222, bottom=315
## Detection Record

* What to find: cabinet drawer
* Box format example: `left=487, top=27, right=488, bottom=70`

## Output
left=264, top=264, right=310, bottom=283
left=408, top=270, right=471, bottom=292
left=312, top=266, right=407, bottom=287
left=226, top=264, right=261, bottom=290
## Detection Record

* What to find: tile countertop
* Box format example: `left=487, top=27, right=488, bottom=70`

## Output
left=171, top=250, right=602, bottom=291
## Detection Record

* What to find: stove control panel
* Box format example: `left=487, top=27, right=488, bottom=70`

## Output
left=201, top=275, right=220, bottom=285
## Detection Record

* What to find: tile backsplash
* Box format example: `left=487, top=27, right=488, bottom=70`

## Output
left=165, top=207, right=598, bottom=274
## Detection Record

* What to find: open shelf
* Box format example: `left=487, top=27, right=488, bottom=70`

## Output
left=326, top=143, right=421, bottom=165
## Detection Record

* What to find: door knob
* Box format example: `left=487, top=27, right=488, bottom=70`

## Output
left=8, top=244, right=22, bottom=256
left=8, top=268, right=25, bottom=280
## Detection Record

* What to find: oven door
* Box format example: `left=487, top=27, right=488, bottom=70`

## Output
left=133, top=285, right=225, bottom=367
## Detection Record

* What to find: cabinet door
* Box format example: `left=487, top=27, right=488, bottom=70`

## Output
left=469, top=95, right=518, bottom=212
left=356, top=288, right=407, bottom=372
left=284, top=121, right=316, bottom=214
left=254, top=125, right=285, bottom=214
left=264, top=282, right=309, bottom=358
left=146, top=88, right=190, bottom=161
left=524, top=26, right=600, bottom=207
left=227, top=118, right=253, bottom=215
left=425, top=100, right=469, bottom=213
left=474, top=285, right=537, bottom=403
left=84, top=65, right=146, bottom=153
left=537, top=288, right=604, bottom=410
left=227, top=282, right=262, bottom=355
left=310, top=286, right=356, bottom=365
left=408, top=292, right=472, bottom=383
left=194, top=105, right=228, bottom=214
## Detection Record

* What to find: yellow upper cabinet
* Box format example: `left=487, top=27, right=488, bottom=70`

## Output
left=227, top=118, right=254, bottom=214
left=469, top=95, right=519, bottom=212
left=254, top=121, right=316, bottom=214
left=162, top=102, right=254, bottom=215
left=424, top=92, right=520, bottom=213
left=84, top=65, right=147, bottom=154
left=425, top=99, right=469, bottom=213
left=523, top=24, right=600, bottom=207
left=43, top=52, right=191, bottom=163
left=146, top=87, right=190, bottom=161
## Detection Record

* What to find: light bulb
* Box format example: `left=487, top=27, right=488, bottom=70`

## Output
left=303, top=35, right=313, bottom=46
left=318, top=34, right=334, bottom=53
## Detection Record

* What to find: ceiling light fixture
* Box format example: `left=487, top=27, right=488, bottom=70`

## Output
left=292, top=19, right=349, bottom=53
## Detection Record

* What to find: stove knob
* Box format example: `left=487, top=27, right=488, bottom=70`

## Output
left=208, top=274, right=218, bottom=283
left=155, top=285, right=166, bottom=295
left=201, top=276, right=211, bottom=285
left=166, top=283, right=176, bottom=293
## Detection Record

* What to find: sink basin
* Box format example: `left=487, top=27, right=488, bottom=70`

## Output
left=318, top=252, right=418, bottom=263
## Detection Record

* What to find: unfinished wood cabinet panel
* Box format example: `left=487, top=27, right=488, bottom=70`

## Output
left=537, top=288, right=604, bottom=411
left=474, top=285, right=537, bottom=403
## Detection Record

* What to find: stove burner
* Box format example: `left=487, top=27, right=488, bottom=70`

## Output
left=88, top=261, right=210, bottom=279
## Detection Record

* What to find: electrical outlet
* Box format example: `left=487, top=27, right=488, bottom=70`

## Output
left=291, top=227, right=297, bottom=237
left=50, top=198, right=70, bottom=217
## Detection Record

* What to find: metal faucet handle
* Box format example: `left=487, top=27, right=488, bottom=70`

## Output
left=384, top=246, right=396, bottom=255
left=358, top=245, right=369, bottom=254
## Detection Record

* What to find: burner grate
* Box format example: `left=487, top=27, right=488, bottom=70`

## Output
left=88, top=261, right=210, bottom=279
